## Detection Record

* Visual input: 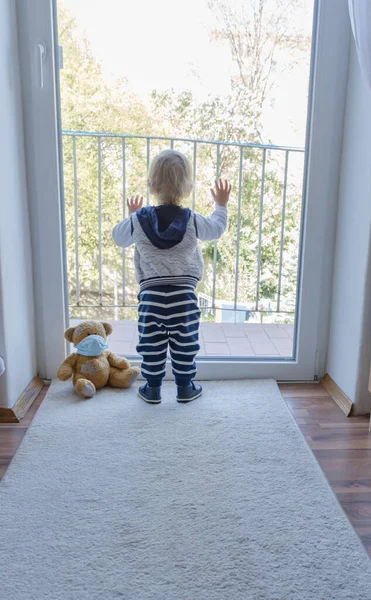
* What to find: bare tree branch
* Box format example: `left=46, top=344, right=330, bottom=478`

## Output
left=208, top=0, right=311, bottom=136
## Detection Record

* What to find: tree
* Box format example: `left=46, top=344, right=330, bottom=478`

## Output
left=59, top=7, right=153, bottom=320
left=150, top=89, right=303, bottom=321
left=58, top=1, right=309, bottom=324
left=208, top=0, right=311, bottom=138
left=148, top=0, right=310, bottom=321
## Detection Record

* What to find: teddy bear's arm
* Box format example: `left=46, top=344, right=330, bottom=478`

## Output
left=106, top=351, right=130, bottom=370
left=57, top=353, right=78, bottom=381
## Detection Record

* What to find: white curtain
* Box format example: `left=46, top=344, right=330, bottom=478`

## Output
left=348, top=0, right=371, bottom=90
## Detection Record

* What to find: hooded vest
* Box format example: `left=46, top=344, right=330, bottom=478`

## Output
left=131, top=206, right=204, bottom=291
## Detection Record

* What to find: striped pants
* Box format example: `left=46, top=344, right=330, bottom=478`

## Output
left=136, top=285, right=201, bottom=387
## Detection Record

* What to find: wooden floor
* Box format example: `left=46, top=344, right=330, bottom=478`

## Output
left=0, top=387, right=48, bottom=480
left=0, top=382, right=370, bottom=557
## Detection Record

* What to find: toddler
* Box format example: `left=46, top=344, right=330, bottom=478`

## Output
left=112, top=149, right=230, bottom=403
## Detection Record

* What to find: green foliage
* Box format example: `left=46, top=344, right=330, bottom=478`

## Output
left=59, top=4, right=303, bottom=324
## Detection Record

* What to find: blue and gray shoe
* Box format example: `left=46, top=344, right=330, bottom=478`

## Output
left=176, top=382, right=202, bottom=403
left=138, top=384, right=162, bottom=404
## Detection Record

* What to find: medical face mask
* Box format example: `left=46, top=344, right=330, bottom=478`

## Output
left=74, top=334, right=108, bottom=356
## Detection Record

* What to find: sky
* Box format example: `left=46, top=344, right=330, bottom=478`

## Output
left=58, top=0, right=314, bottom=146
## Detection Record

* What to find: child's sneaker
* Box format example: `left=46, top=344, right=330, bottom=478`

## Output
left=176, top=382, right=202, bottom=403
left=138, top=384, right=162, bottom=404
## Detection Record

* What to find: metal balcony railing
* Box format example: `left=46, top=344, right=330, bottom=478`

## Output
left=62, top=131, right=305, bottom=319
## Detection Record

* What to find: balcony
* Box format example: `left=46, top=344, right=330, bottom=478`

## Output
left=62, top=131, right=304, bottom=359
left=70, top=320, right=294, bottom=358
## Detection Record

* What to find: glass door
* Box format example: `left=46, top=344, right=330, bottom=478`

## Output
left=18, top=0, right=351, bottom=380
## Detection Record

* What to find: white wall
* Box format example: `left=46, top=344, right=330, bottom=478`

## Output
left=310, top=0, right=350, bottom=380
left=326, top=40, right=371, bottom=415
left=0, top=0, right=37, bottom=408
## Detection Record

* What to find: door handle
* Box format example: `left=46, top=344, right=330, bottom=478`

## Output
left=37, top=42, right=46, bottom=88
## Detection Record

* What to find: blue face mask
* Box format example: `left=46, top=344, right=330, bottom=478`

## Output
left=74, top=334, right=108, bottom=357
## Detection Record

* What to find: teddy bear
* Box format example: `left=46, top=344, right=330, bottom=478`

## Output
left=57, top=320, right=140, bottom=398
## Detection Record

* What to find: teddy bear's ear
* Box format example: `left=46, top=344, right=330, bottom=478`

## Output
left=101, top=322, right=113, bottom=336
left=64, top=327, right=76, bottom=343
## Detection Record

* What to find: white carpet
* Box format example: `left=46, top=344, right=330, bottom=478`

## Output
left=1, top=380, right=371, bottom=599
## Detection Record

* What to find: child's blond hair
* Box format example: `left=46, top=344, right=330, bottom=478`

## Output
left=148, top=149, right=193, bottom=205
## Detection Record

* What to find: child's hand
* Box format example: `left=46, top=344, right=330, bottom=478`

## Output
left=127, top=195, right=143, bottom=215
left=210, top=179, right=231, bottom=207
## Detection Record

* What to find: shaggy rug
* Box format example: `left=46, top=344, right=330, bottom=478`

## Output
left=1, top=379, right=371, bottom=599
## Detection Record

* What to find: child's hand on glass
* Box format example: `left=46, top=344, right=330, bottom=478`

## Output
left=127, top=195, right=144, bottom=215
left=210, top=179, right=231, bottom=207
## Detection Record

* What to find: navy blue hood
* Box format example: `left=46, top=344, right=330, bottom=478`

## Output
left=136, top=206, right=191, bottom=249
